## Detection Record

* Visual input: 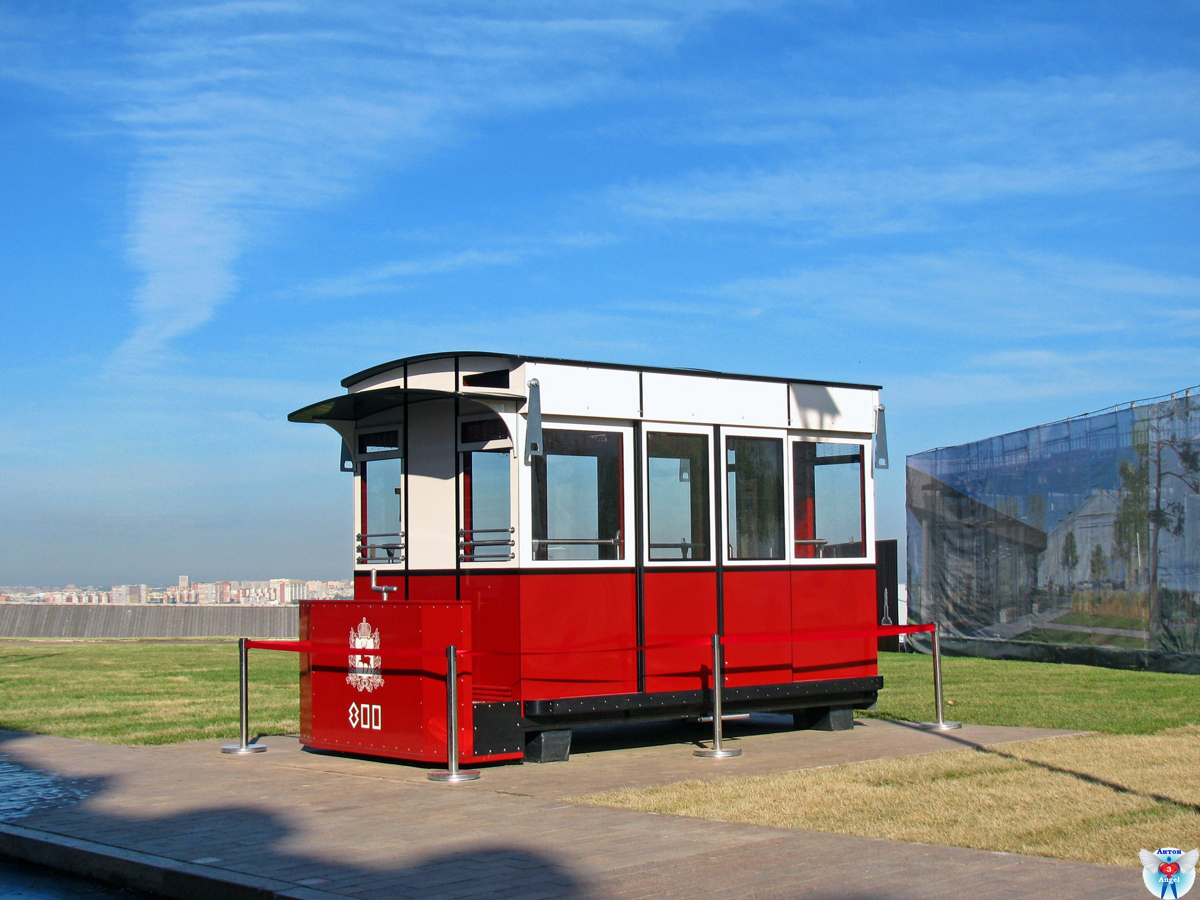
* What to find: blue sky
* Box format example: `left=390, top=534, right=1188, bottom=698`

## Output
left=2, top=1, right=1198, bottom=586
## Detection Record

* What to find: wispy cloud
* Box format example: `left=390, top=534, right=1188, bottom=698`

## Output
left=621, top=143, right=1200, bottom=231
left=890, top=345, right=1200, bottom=415
left=4, top=1, right=755, bottom=365
left=703, top=250, right=1200, bottom=337
left=305, top=249, right=526, bottom=298
left=613, top=69, right=1200, bottom=234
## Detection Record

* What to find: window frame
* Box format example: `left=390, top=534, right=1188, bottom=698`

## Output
left=518, top=417, right=635, bottom=568
left=457, top=406, right=519, bottom=568
left=458, top=444, right=518, bottom=568
left=787, top=435, right=874, bottom=565
left=720, top=426, right=792, bottom=567
left=641, top=423, right=716, bottom=567
left=354, top=424, right=406, bottom=569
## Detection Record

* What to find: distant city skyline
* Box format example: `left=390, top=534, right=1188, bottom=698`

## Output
left=1, top=578, right=352, bottom=605
left=3, top=4, right=1197, bottom=584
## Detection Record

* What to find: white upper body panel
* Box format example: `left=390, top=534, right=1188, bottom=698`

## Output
left=339, top=353, right=879, bottom=435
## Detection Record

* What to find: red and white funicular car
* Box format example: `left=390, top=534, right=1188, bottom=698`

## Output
left=290, top=352, right=890, bottom=764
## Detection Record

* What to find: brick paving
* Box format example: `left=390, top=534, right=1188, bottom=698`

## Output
left=0, top=719, right=1146, bottom=899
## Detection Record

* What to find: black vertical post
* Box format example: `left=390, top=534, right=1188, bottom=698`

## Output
left=876, top=539, right=899, bottom=652
left=633, top=421, right=646, bottom=693
left=454, top=356, right=461, bottom=604
left=403, top=362, right=410, bottom=604
left=714, top=425, right=725, bottom=636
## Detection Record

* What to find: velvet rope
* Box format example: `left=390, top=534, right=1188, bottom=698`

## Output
left=244, top=623, right=936, bottom=659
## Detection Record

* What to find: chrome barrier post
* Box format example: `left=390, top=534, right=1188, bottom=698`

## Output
left=918, top=625, right=961, bottom=731
left=428, top=645, right=480, bottom=782
left=695, top=634, right=742, bottom=758
left=222, top=638, right=267, bottom=754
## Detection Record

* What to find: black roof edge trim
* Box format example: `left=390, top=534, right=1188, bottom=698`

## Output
left=288, top=387, right=522, bottom=424
left=340, top=351, right=882, bottom=392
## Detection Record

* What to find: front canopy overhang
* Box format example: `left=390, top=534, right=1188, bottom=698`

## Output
left=288, top=387, right=525, bottom=424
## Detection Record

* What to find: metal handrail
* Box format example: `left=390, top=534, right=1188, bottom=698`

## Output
left=794, top=538, right=829, bottom=558
left=357, top=547, right=405, bottom=561
left=458, top=527, right=515, bottom=550
left=357, top=531, right=406, bottom=563
left=532, top=537, right=622, bottom=546
left=648, top=541, right=707, bottom=549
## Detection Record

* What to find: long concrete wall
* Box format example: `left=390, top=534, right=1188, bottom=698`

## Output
left=0, top=604, right=299, bottom=639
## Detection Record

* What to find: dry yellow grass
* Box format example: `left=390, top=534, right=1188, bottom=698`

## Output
left=580, top=729, right=1200, bottom=866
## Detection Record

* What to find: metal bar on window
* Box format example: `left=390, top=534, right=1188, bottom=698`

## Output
left=532, top=538, right=622, bottom=546
left=357, top=531, right=406, bottom=563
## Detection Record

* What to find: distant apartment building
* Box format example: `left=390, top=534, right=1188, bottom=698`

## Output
left=109, top=584, right=149, bottom=604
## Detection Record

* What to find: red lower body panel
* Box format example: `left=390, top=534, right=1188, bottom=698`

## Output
left=518, top=571, right=638, bottom=700
left=644, top=570, right=717, bottom=692
left=300, top=564, right=877, bottom=765
left=791, top=568, right=878, bottom=681
left=723, top=569, right=793, bottom=688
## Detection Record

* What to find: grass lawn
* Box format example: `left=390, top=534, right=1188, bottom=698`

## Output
left=866, top=651, right=1198, bottom=734
left=0, top=641, right=299, bottom=745
left=2, top=644, right=1197, bottom=744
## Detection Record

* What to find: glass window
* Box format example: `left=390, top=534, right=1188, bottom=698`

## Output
left=726, top=436, right=785, bottom=560
left=647, top=432, right=710, bottom=561
left=461, top=450, right=512, bottom=561
left=359, top=431, right=399, bottom=454
left=532, top=429, right=624, bottom=561
left=360, top=456, right=404, bottom=562
left=793, top=441, right=865, bottom=559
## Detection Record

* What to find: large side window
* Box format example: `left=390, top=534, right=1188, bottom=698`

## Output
left=647, top=432, right=710, bottom=561
left=793, top=441, right=865, bottom=559
left=532, top=429, right=624, bottom=561
left=358, top=430, right=404, bottom=563
left=726, top=436, right=785, bottom=560
left=461, top=450, right=512, bottom=561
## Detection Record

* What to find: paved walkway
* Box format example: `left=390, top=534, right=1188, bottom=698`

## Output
left=0, top=719, right=1146, bottom=900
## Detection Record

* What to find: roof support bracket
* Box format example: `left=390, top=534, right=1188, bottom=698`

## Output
left=525, top=379, right=543, bottom=464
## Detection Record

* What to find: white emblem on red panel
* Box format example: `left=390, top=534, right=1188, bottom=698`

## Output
left=346, top=617, right=384, bottom=692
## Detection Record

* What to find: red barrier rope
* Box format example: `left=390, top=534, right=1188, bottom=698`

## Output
left=245, top=623, right=935, bottom=659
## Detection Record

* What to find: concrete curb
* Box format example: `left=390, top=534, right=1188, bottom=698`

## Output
left=0, top=822, right=352, bottom=900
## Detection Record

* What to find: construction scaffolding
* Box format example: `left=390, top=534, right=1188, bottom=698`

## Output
left=907, top=386, right=1200, bottom=667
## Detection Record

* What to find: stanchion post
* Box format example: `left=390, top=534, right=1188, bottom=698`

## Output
left=428, top=645, right=481, bottom=782
left=222, top=638, right=267, bottom=754
left=694, top=633, right=742, bottom=758
left=918, top=624, right=961, bottom=731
